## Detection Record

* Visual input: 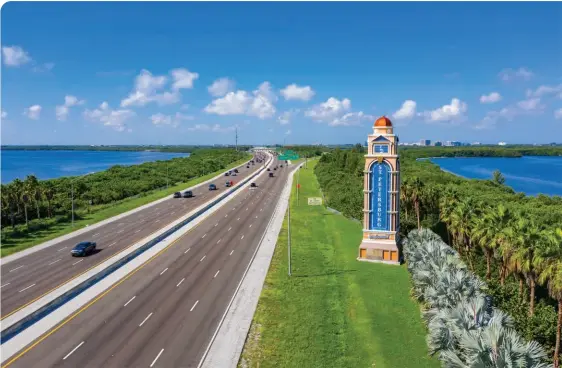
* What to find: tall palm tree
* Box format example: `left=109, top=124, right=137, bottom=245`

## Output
left=25, top=175, right=41, bottom=221
left=42, top=181, right=55, bottom=218
left=400, top=179, right=411, bottom=222
left=472, top=209, right=496, bottom=280
left=537, top=228, right=562, bottom=368
left=449, top=197, right=479, bottom=268
left=439, top=187, right=459, bottom=246
left=11, top=178, right=24, bottom=215
left=510, top=218, right=551, bottom=316
left=410, top=177, right=424, bottom=230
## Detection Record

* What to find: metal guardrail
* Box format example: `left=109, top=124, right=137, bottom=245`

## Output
left=0, top=159, right=270, bottom=344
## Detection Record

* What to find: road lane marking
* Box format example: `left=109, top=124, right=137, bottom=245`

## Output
left=214, top=270, right=220, bottom=278
left=18, top=284, right=36, bottom=293
left=48, top=259, right=62, bottom=266
left=228, top=227, right=232, bottom=231
left=160, top=268, right=168, bottom=275
left=1, top=283, right=11, bottom=288
left=150, top=349, right=164, bottom=368
left=217, top=239, right=222, bottom=244
left=184, top=248, right=191, bottom=254
left=241, top=235, right=244, bottom=240
left=9, top=265, right=24, bottom=272
left=202, top=234, right=207, bottom=238
left=246, top=207, right=248, bottom=211
left=134, top=229, right=141, bottom=234
left=260, top=208, right=263, bottom=212
left=117, top=229, right=124, bottom=234
left=200, top=255, right=206, bottom=262
left=139, top=312, right=153, bottom=327
left=93, top=233, right=100, bottom=237
left=155, top=219, right=161, bottom=223
left=171, top=212, right=175, bottom=215
left=108, top=242, right=117, bottom=247
left=214, top=223, right=218, bottom=227
left=237, top=218, right=240, bottom=221
left=57, top=247, right=67, bottom=252
left=255, top=216, right=258, bottom=218
left=230, top=250, right=234, bottom=256
left=62, top=341, right=84, bottom=360
left=249, top=224, right=252, bottom=228
left=176, top=278, right=185, bottom=287
left=123, top=296, right=136, bottom=307
left=190, top=300, right=199, bottom=312
left=72, top=259, right=84, bottom=266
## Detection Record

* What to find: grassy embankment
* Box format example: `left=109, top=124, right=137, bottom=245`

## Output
left=240, top=160, right=437, bottom=368
left=1, top=155, right=251, bottom=257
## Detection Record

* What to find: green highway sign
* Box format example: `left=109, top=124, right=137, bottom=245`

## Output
left=278, top=149, right=299, bottom=161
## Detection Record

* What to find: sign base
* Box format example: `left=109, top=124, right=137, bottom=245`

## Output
left=358, top=239, right=400, bottom=265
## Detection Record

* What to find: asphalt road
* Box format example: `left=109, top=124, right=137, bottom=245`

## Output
left=0, top=155, right=265, bottom=320
left=4, top=157, right=290, bottom=368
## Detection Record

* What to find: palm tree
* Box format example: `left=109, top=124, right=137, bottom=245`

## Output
left=11, top=178, right=24, bottom=215
left=439, top=187, right=459, bottom=246
left=43, top=181, right=55, bottom=218
left=410, top=177, right=424, bottom=230
left=537, top=228, right=562, bottom=368
left=472, top=209, right=496, bottom=280
left=400, top=179, right=411, bottom=222
left=509, top=218, right=551, bottom=316
left=449, top=197, right=479, bottom=268
left=25, top=175, right=41, bottom=221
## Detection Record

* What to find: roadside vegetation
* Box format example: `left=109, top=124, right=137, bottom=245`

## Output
left=240, top=160, right=437, bottom=368
left=315, top=146, right=562, bottom=366
left=1, top=149, right=250, bottom=256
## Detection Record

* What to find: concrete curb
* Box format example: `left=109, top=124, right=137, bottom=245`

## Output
left=199, top=162, right=301, bottom=368
left=1, top=158, right=252, bottom=266
left=0, top=155, right=272, bottom=345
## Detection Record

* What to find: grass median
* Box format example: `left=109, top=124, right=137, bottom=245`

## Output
left=239, top=160, right=437, bottom=368
left=1, top=155, right=251, bottom=257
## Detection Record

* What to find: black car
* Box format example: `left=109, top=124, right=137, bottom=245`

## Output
left=225, top=172, right=230, bottom=176
left=209, top=183, right=217, bottom=190
left=234, top=169, right=239, bottom=173
left=267, top=168, right=270, bottom=171
left=274, top=167, right=277, bottom=171
left=250, top=182, right=257, bottom=188
left=269, top=172, right=274, bottom=177
left=71, top=241, right=96, bottom=257
left=183, top=190, right=193, bottom=198
left=246, top=166, right=250, bottom=169
left=280, top=165, right=283, bottom=168
left=173, top=192, right=182, bottom=198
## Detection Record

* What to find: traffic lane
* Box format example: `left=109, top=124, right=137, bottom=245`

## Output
left=6, top=163, right=285, bottom=368
left=0, top=162, right=260, bottom=318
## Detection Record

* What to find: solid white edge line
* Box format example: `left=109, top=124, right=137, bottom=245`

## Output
left=123, top=296, right=136, bottom=307
left=139, top=312, right=153, bottom=327
left=150, top=348, right=164, bottom=367
left=160, top=268, right=168, bottom=275
left=190, top=300, right=199, bottom=312
left=62, top=341, right=85, bottom=360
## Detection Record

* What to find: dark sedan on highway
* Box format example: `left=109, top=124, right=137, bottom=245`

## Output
left=173, top=192, right=182, bottom=198
left=183, top=190, right=193, bottom=198
left=71, top=241, right=96, bottom=257
left=209, top=183, right=217, bottom=190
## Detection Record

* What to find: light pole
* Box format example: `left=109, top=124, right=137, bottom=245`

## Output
left=288, top=187, right=291, bottom=277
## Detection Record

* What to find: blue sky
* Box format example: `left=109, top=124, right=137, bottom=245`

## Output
left=1, top=2, right=561, bottom=145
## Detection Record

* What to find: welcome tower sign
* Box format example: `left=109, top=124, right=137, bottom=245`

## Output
left=358, top=116, right=400, bottom=265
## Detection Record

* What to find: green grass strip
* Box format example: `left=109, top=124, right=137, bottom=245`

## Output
left=1, top=156, right=251, bottom=257
left=239, top=160, right=437, bottom=368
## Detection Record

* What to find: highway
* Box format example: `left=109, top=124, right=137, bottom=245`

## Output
left=0, top=155, right=264, bottom=320
left=4, top=156, right=290, bottom=368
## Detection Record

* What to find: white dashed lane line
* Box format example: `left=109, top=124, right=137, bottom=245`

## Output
left=228, top=227, right=232, bottom=231
left=176, top=278, right=185, bottom=287
left=214, top=270, right=220, bottom=278
left=230, top=250, right=234, bottom=256
left=139, top=312, right=153, bottom=327
left=57, top=247, right=67, bottom=252
left=108, top=242, right=117, bottom=247
left=214, top=223, right=218, bottom=227
left=1, top=283, right=11, bottom=288
left=18, top=283, right=36, bottom=293
left=150, top=349, right=164, bottom=368
left=241, top=235, right=244, bottom=240
left=72, top=259, right=84, bottom=266
left=160, top=268, right=168, bottom=275
left=200, top=255, right=206, bottom=262
left=9, top=265, right=24, bottom=272
left=184, top=248, right=191, bottom=254
left=124, top=296, right=136, bottom=307
left=93, top=233, right=100, bottom=237
left=202, top=233, right=207, bottom=238
left=134, top=229, right=141, bottom=234
left=217, top=239, right=221, bottom=244
left=190, top=300, right=199, bottom=312
left=48, top=259, right=62, bottom=266
left=117, top=230, right=124, bottom=234
left=63, top=341, right=85, bottom=360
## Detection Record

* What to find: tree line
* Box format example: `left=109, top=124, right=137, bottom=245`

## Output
left=1, top=149, right=247, bottom=241
left=314, top=146, right=562, bottom=366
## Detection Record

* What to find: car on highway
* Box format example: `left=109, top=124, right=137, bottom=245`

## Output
left=267, top=168, right=270, bottom=171
left=183, top=190, right=193, bottom=198
left=173, top=192, right=182, bottom=198
left=209, top=183, right=217, bottom=191
left=226, top=181, right=232, bottom=187
left=246, top=165, right=250, bottom=168
left=269, top=172, right=274, bottom=177
left=225, top=172, right=230, bottom=176
left=274, top=167, right=277, bottom=170
left=71, top=241, right=96, bottom=257
left=280, top=164, right=283, bottom=168
left=234, top=168, right=239, bottom=173
left=250, top=182, right=257, bottom=188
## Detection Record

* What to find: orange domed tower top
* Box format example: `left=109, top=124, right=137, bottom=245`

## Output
left=374, top=116, right=392, bottom=127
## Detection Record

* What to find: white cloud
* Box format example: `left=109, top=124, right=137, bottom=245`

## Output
left=517, top=97, right=543, bottom=111
left=83, top=102, right=135, bottom=132
left=555, top=108, right=562, bottom=119
left=330, top=111, right=374, bottom=127
left=31, top=62, right=55, bottom=73
left=24, top=105, right=42, bottom=120
left=277, top=109, right=299, bottom=125
left=421, top=98, right=467, bottom=122
left=305, top=97, right=351, bottom=122
left=55, top=95, right=85, bottom=121
left=2, top=46, right=31, bottom=67
left=498, top=67, right=534, bottom=82
left=280, top=84, right=315, bottom=101
left=150, top=112, right=194, bottom=127
left=478, top=97, right=546, bottom=129
left=170, top=68, right=199, bottom=90
left=479, top=92, right=502, bottom=104
left=526, top=84, right=562, bottom=98
left=121, top=69, right=184, bottom=107
left=1, top=110, right=7, bottom=119
left=392, top=100, right=417, bottom=119
left=204, top=81, right=277, bottom=119
left=208, top=78, right=235, bottom=97
left=187, top=123, right=237, bottom=133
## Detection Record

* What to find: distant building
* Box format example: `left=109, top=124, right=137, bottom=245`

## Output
left=472, top=142, right=481, bottom=145
left=419, top=139, right=431, bottom=146
left=433, top=141, right=443, bottom=147
left=498, top=142, right=507, bottom=146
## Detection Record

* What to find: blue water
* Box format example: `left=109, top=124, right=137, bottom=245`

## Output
left=1, top=150, right=189, bottom=184
left=429, top=156, right=562, bottom=197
